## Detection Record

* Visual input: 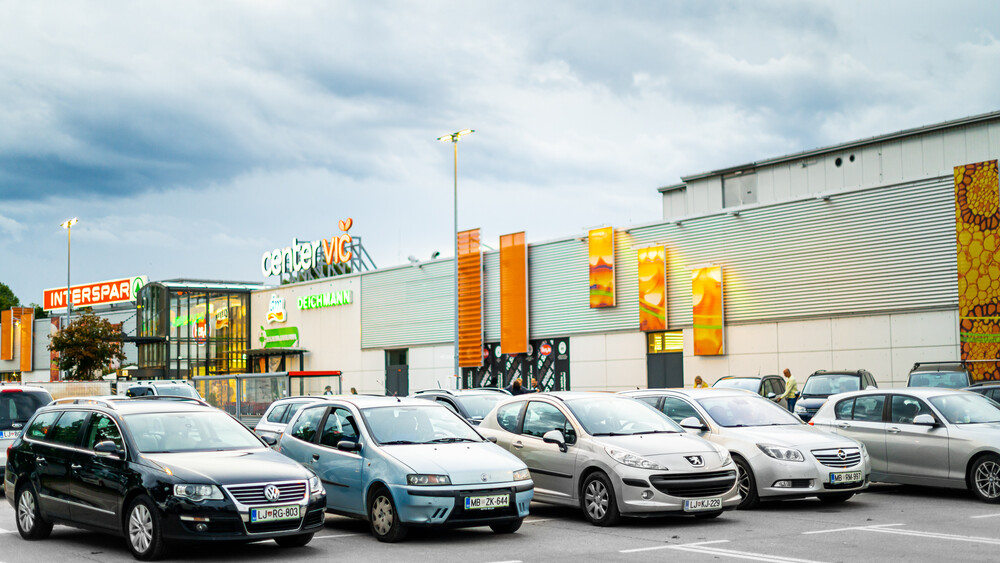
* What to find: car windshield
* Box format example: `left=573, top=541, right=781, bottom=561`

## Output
left=124, top=411, right=265, bottom=453
left=697, top=396, right=801, bottom=427
left=362, top=405, right=482, bottom=445
left=712, top=378, right=760, bottom=392
left=929, top=394, right=1000, bottom=424
left=1, top=391, right=51, bottom=431
left=455, top=394, right=506, bottom=421
left=801, top=375, right=861, bottom=397
left=564, top=396, right=682, bottom=436
left=908, top=371, right=969, bottom=388
left=153, top=385, right=201, bottom=399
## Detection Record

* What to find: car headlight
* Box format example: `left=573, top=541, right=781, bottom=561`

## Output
left=757, top=444, right=805, bottom=462
left=605, top=447, right=665, bottom=470
left=794, top=403, right=806, bottom=413
left=308, top=474, right=323, bottom=498
left=172, top=484, right=224, bottom=502
left=720, top=450, right=733, bottom=467
left=407, top=474, right=452, bottom=486
left=858, top=442, right=868, bottom=458
left=513, top=468, right=531, bottom=481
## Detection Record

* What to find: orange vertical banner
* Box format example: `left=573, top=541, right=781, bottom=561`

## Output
left=692, top=266, right=724, bottom=356
left=638, top=246, right=667, bottom=331
left=457, top=228, right=483, bottom=367
left=589, top=227, right=615, bottom=308
left=18, top=309, right=33, bottom=373
left=0, top=309, right=12, bottom=360
left=955, top=160, right=1000, bottom=381
left=500, top=232, right=528, bottom=355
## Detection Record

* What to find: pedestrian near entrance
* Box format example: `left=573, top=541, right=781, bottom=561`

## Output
left=693, top=376, right=708, bottom=389
left=323, top=385, right=333, bottom=396
left=776, top=368, right=798, bottom=411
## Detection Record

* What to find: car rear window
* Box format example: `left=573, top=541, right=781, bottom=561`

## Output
left=908, top=371, right=970, bottom=389
left=25, top=411, right=60, bottom=440
left=712, top=378, right=760, bottom=392
left=1, top=391, right=52, bottom=431
left=801, top=375, right=861, bottom=397
left=266, top=404, right=289, bottom=423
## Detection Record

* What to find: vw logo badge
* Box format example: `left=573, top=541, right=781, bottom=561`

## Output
left=481, top=473, right=489, bottom=482
left=685, top=455, right=704, bottom=467
left=837, top=450, right=847, bottom=460
left=264, top=484, right=281, bottom=502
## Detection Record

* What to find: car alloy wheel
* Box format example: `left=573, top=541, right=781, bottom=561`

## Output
left=17, top=489, right=36, bottom=532
left=585, top=480, right=609, bottom=520
left=126, top=496, right=165, bottom=560
left=129, top=503, right=154, bottom=554
left=973, top=458, right=1000, bottom=501
left=15, top=484, right=52, bottom=540
left=734, top=456, right=760, bottom=509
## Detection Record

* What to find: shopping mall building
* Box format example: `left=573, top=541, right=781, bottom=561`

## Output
left=3, top=111, right=998, bottom=392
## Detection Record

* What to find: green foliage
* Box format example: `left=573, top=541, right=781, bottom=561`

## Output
left=47, top=311, right=126, bottom=380
left=29, top=303, right=48, bottom=319
left=0, top=282, right=20, bottom=311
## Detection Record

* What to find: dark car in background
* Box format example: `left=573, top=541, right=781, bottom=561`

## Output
left=795, top=370, right=877, bottom=422
left=966, top=381, right=1000, bottom=402
left=5, top=396, right=326, bottom=560
left=712, top=376, right=789, bottom=409
left=411, top=389, right=510, bottom=425
left=1, top=385, right=53, bottom=490
left=907, top=362, right=972, bottom=389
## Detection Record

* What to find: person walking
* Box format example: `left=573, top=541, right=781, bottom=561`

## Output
left=776, top=368, right=798, bottom=411
left=693, top=376, right=708, bottom=389
left=323, top=385, right=333, bottom=396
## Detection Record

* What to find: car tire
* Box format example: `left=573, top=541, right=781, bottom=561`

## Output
left=274, top=532, right=314, bottom=547
left=734, top=456, right=760, bottom=510
left=368, top=487, right=408, bottom=542
left=15, top=483, right=53, bottom=541
left=817, top=492, right=855, bottom=504
left=580, top=472, right=621, bottom=527
left=489, top=518, right=523, bottom=534
left=969, top=454, right=1000, bottom=503
left=126, top=495, right=167, bottom=561
left=693, top=510, right=724, bottom=519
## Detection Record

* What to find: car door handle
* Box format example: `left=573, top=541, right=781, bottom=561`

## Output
left=70, top=463, right=82, bottom=470
left=312, top=453, right=320, bottom=462
left=36, top=456, right=47, bottom=466
left=887, top=427, right=901, bottom=434
left=512, top=441, right=524, bottom=449
left=837, top=422, right=851, bottom=429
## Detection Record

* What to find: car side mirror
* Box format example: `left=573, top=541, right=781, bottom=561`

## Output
left=912, top=414, right=937, bottom=426
left=337, top=440, right=362, bottom=452
left=865, top=385, right=877, bottom=391
left=766, top=392, right=777, bottom=399
left=94, top=440, right=125, bottom=459
left=542, top=429, right=568, bottom=452
left=679, top=416, right=707, bottom=431
left=260, top=434, right=277, bottom=446
left=486, top=436, right=498, bottom=443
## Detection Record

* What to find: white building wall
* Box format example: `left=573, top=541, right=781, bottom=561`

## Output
left=568, top=332, right=646, bottom=392
left=682, top=309, right=960, bottom=389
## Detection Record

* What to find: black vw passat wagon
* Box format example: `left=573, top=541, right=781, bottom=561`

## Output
left=4, top=397, right=326, bottom=560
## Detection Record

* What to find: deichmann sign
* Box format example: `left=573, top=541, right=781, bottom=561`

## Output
left=261, top=219, right=355, bottom=278
left=297, top=290, right=353, bottom=311
left=43, top=276, right=147, bottom=311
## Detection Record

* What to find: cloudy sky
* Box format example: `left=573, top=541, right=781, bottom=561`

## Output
left=1, top=0, right=998, bottom=306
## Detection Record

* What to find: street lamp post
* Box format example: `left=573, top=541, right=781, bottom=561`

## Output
left=437, top=129, right=474, bottom=389
left=60, top=218, right=78, bottom=332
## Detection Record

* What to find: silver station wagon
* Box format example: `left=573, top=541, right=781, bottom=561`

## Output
left=478, top=392, right=740, bottom=526
left=811, top=387, right=1000, bottom=503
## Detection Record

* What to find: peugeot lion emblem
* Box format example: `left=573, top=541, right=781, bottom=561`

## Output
left=481, top=473, right=489, bottom=482
left=837, top=450, right=847, bottom=460
left=685, top=455, right=704, bottom=467
left=264, top=484, right=281, bottom=502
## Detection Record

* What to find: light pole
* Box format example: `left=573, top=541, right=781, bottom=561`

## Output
left=437, top=129, right=474, bottom=389
left=60, top=218, right=78, bottom=332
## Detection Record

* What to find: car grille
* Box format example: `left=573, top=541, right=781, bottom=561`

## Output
left=649, top=470, right=737, bottom=498
left=245, top=519, right=303, bottom=533
left=224, top=481, right=307, bottom=505
left=811, top=448, right=862, bottom=468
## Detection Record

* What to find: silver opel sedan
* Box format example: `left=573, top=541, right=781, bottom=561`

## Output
left=810, top=387, right=1000, bottom=503
left=477, top=392, right=740, bottom=526
left=621, top=388, right=871, bottom=509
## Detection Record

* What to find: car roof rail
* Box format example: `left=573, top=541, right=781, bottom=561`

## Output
left=125, top=395, right=211, bottom=407
left=467, top=387, right=512, bottom=394
left=51, top=397, right=119, bottom=409
left=912, top=361, right=967, bottom=370
left=413, top=389, right=455, bottom=396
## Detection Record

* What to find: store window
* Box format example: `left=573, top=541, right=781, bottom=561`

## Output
left=647, top=331, right=683, bottom=354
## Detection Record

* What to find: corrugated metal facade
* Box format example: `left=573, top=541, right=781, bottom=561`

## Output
left=362, top=175, right=958, bottom=349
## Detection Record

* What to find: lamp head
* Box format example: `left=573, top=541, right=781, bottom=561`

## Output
left=437, top=129, right=475, bottom=143
left=60, top=217, right=78, bottom=229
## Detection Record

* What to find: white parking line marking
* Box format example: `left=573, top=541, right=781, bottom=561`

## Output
left=862, top=527, right=1000, bottom=546
left=621, top=540, right=828, bottom=562
left=802, top=523, right=903, bottom=535
left=312, top=533, right=363, bottom=539
left=970, top=513, right=1000, bottom=519
left=523, top=518, right=555, bottom=524
left=483, top=560, right=522, bottom=563
left=0, top=529, right=15, bottom=534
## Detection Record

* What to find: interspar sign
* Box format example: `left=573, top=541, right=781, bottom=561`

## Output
left=43, top=276, right=147, bottom=311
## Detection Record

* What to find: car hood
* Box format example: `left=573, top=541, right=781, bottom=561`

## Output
left=723, top=425, right=857, bottom=449
left=596, top=433, right=728, bottom=470
left=141, top=448, right=312, bottom=485
left=382, top=442, right=527, bottom=485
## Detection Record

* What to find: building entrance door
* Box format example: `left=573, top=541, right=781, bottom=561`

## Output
left=385, top=349, right=408, bottom=397
left=647, top=353, right=683, bottom=388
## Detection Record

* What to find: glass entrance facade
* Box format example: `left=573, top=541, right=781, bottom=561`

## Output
left=136, top=280, right=264, bottom=379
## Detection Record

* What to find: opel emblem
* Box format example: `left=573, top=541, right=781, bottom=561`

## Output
left=685, top=455, right=704, bottom=467
left=264, top=484, right=281, bottom=502
left=481, top=473, right=489, bottom=482
left=837, top=450, right=847, bottom=460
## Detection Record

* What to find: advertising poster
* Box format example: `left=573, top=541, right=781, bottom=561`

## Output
left=692, top=266, right=724, bottom=356
left=589, top=226, right=616, bottom=308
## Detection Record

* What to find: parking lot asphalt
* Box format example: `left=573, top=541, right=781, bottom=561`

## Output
left=0, top=484, right=997, bottom=563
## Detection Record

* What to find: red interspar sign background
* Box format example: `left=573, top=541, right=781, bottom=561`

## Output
left=43, top=276, right=147, bottom=311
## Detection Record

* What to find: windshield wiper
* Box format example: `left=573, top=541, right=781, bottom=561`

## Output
left=381, top=440, right=420, bottom=445
left=631, top=430, right=678, bottom=435
left=428, top=437, right=479, bottom=443
left=591, top=432, right=633, bottom=436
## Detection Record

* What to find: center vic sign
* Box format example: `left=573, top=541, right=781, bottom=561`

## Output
left=43, top=276, right=147, bottom=311
left=261, top=219, right=355, bottom=278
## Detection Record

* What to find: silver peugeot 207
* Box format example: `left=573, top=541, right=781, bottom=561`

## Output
left=477, top=392, right=740, bottom=526
left=810, top=387, right=1000, bottom=503
left=621, top=388, right=871, bottom=509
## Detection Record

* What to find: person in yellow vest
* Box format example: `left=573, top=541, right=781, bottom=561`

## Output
left=776, top=368, right=798, bottom=411
left=693, top=376, right=709, bottom=389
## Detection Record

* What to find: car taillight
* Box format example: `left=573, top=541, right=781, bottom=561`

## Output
left=6, top=444, right=12, bottom=458
left=0, top=388, right=23, bottom=393
left=808, top=421, right=814, bottom=425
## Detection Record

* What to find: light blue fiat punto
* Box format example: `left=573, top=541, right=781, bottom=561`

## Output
left=277, top=396, right=533, bottom=542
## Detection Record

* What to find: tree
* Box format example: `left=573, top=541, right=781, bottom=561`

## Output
left=48, top=311, right=126, bottom=380
left=29, top=303, right=49, bottom=319
left=0, top=282, right=20, bottom=311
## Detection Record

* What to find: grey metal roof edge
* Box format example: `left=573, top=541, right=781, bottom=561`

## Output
left=657, top=183, right=687, bottom=193
left=679, top=109, right=1000, bottom=183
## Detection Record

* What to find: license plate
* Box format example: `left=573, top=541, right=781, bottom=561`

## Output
left=683, top=497, right=722, bottom=512
left=1, top=430, right=18, bottom=439
left=830, top=470, right=863, bottom=484
left=464, top=493, right=509, bottom=510
left=250, top=504, right=300, bottom=523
